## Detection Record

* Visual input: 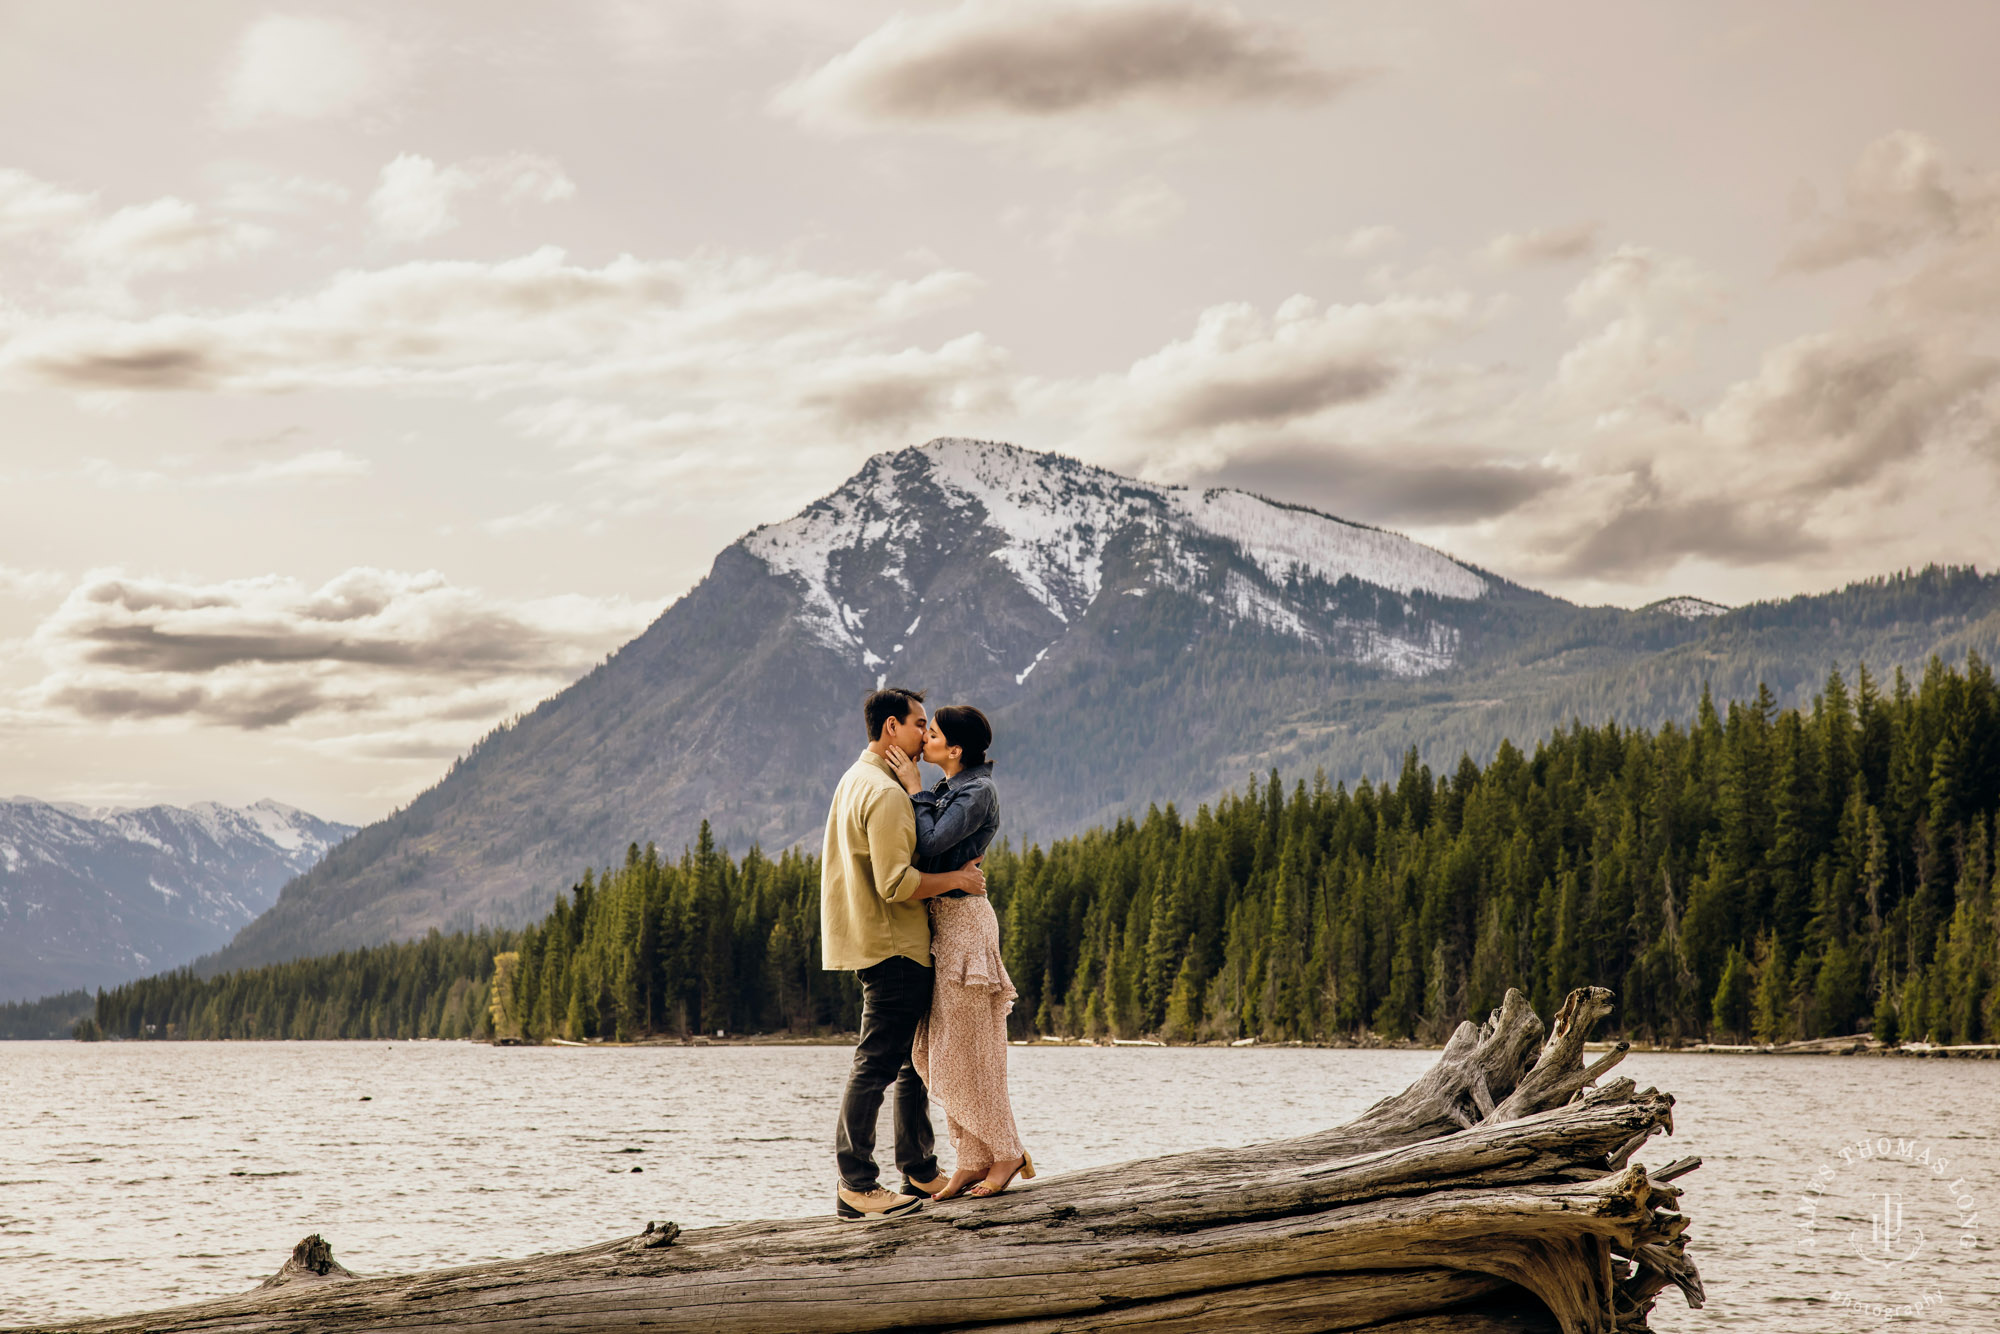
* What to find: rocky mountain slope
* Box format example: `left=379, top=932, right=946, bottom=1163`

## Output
left=210, top=438, right=2000, bottom=971
left=0, top=798, right=353, bottom=1000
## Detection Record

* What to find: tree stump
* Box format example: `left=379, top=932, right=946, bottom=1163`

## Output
left=255, top=1234, right=359, bottom=1290
left=12, top=988, right=1701, bottom=1334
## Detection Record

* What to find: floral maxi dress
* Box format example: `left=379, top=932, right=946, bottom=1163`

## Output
left=911, top=892, right=1023, bottom=1171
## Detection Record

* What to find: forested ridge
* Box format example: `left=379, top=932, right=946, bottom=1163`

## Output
left=85, top=655, right=2000, bottom=1046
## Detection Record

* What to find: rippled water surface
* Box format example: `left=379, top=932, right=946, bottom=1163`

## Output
left=2, top=1042, right=1996, bottom=1331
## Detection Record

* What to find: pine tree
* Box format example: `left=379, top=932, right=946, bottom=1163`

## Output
left=1710, top=946, right=1752, bottom=1041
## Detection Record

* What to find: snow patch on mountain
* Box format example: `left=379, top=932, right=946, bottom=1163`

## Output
left=1349, top=620, right=1462, bottom=676
left=1646, top=596, right=1729, bottom=619
left=743, top=464, right=891, bottom=653
left=924, top=440, right=1143, bottom=622
left=1163, top=487, right=1486, bottom=600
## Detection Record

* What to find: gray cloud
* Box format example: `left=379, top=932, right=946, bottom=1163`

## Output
left=1544, top=468, right=1823, bottom=580
left=800, top=335, right=1015, bottom=433
left=54, top=681, right=331, bottom=730
left=1784, top=131, right=1976, bottom=271
left=1485, top=222, right=1599, bottom=267
left=1154, top=359, right=1394, bottom=434
left=30, top=344, right=222, bottom=392
left=1, top=247, right=978, bottom=398
left=1729, top=331, right=1999, bottom=496
left=45, top=683, right=206, bottom=722
left=29, top=568, right=657, bottom=731
left=811, top=375, right=949, bottom=431
left=61, top=581, right=584, bottom=677
left=1207, top=442, right=1560, bottom=526
left=71, top=622, right=542, bottom=675
left=779, top=0, right=1363, bottom=128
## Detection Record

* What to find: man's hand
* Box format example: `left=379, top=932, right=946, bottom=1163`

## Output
left=916, top=856, right=985, bottom=899
left=883, top=744, right=925, bottom=795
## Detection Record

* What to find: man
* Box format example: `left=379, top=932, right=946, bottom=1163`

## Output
left=823, top=686, right=987, bottom=1220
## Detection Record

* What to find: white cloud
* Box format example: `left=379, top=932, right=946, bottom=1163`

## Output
left=0, top=169, right=277, bottom=298
left=1326, top=225, right=1401, bottom=260
left=1551, top=245, right=1725, bottom=410
left=2, top=245, right=982, bottom=394
left=1080, top=291, right=1479, bottom=458
left=221, top=14, right=394, bottom=127
left=369, top=155, right=456, bottom=242
left=68, top=197, right=274, bottom=277
left=480, top=501, right=574, bottom=537
left=1006, top=289, right=1505, bottom=492
left=1785, top=131, right=1968, bottom=271
left=73, top=450, right=372, bottom=491
left=490, top=329, right=1019, bottom=533
left=1780, top=132, right=2000, bottom=325
left=368, top=152, right=576, bottom=244
left=0, top=566, right=69, bottom=600
left=1047, top=178, right=1185, bottom=254
left=0, top=168, right=94, bottom=240
left=24, top=567, right=658, bottom=734
left=211, top=449, right=374, bottom=486
left=214, top=171, right=352, bottom=216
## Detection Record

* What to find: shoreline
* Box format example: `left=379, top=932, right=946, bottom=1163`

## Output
left=18, top=1033, right=2000, bottom=1058
left=505, top=1032, right=2000, bottom=1057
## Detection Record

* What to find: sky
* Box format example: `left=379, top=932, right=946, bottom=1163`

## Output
left=4, top=1, right=1999, bottom=824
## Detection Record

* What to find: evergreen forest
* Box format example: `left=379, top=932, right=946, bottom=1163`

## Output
left=85, top=656, right=2000, bottom=1048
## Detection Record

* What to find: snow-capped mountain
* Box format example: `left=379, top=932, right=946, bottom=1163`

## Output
left=0, top=797, right=352, bottom=1000
left=208, top=440, right=2000, bottom=975
left=747, top=438, right=1492, bottom=684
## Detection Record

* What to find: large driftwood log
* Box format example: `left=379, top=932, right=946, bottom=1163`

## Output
left=14, top=988, right=1701, bottom=1334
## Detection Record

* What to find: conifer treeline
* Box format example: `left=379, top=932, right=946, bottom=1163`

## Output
left=92, top=931, right=512, bottom=1041
left=90, top=657, right=2000, bottom=1045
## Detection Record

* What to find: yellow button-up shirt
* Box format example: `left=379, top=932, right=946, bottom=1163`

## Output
left=820, top=749, right=930, bottom=971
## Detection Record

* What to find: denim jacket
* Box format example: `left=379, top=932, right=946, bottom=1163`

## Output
left=910, top=762, right=1000, bottom=892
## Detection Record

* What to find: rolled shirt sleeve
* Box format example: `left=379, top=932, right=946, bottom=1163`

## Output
left=864, top=788, right=924, bottom=903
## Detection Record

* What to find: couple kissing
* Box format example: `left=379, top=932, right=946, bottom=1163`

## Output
left=821, top=686, right=1033, bottom=1220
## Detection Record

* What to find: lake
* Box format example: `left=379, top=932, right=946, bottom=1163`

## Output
left=1, top=1042, right=1995, bottom=1331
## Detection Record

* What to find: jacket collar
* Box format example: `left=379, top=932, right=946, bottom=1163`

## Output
left=943, top=761, right=993, bottom=789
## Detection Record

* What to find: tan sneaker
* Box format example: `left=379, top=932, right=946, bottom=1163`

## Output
left=905, top=1173, right=951, bottom=1199
left=835, top=1184, right=921, bottom=1220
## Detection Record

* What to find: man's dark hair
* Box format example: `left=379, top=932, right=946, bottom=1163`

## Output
left=864, top=686, right=926, bottom=741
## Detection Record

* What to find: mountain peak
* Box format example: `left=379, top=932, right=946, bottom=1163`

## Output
left=744, top=437, right=1488, bottom=680
left=0, top=796, right=354, bottom=1000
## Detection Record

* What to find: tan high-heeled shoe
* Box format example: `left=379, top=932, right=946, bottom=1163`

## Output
left=965, top=1151, right=1035, bottom=1198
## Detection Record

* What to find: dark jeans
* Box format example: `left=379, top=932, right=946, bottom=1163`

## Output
left=836, top=954, right=939, bottom=1191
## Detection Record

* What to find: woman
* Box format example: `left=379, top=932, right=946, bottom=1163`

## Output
left=883, top=704, right=1033, bottom=1200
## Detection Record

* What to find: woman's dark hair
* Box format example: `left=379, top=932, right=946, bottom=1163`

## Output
left=933, top=704, right=992, bottom=768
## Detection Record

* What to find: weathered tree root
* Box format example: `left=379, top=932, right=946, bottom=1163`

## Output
left=11, top=988, right=1700, bottom=1334
left=255, top=1233, right=358, bottom=1290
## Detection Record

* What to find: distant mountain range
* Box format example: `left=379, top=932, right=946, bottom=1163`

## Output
left=211, top=437, right=2000, bottom=973
left=0, top=798, right=353, bottom=1000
